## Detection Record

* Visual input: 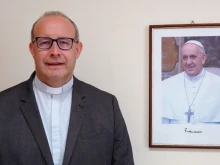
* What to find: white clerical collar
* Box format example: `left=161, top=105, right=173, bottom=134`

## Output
left=33, top=76, right=74, bottom=95
left=184, top=68, right=206, bottom=81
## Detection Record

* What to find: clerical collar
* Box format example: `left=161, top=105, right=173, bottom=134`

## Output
left=33, top=76, right=74, bottom=95
left=184, top=68, right=206, bottom=81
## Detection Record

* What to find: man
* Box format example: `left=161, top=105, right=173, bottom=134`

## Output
left=162, top=40, right=220, bottom=124
left=0, top=11, right=134, bottom=165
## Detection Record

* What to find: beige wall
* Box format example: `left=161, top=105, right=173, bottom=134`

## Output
left=1, top=0, right=220, bottom=164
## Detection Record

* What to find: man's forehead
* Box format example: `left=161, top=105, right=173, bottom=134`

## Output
left=182, top=43, right=198, bottom=51
left=34, top=16, right=76, bottom=35
left=181, top=44, right=199, bottom=56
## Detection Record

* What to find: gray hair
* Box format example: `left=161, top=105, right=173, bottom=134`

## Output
left=31, top=11, right=79, bottom=41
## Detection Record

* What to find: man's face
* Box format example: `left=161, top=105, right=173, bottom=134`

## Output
left=181, top=44, right=207, bottom=76
left=29, top=15, right=82, bottom=87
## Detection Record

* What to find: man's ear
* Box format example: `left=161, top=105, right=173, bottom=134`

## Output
left=29, top=42, right=35, bottom=58
left=202, top=53, right=207, bottom=65
left=75, top=42, right=83, bottom=59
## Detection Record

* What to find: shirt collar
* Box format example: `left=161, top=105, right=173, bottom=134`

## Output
left=184, top=68, right=206, bottom=81
left=33, top=76, right=74, bottom=95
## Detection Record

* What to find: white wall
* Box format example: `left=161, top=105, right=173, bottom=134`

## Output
left=1, top=0, right=220, bottom=164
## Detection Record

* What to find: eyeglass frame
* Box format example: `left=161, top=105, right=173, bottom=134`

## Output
left=32, top=37, right=79, bottom=50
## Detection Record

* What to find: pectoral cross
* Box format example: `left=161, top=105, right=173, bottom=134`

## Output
left=185, top=108, right=194, bottom=123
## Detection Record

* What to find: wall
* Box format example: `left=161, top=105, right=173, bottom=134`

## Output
left=1, top=0, right=220, bottom=164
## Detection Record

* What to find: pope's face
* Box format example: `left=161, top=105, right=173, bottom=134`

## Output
left=181, top=44, right=207, bottom=76
left=29, top=15, right=82, bottom=87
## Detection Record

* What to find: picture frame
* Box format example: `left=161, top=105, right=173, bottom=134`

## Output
left=149, top=23, right=220, bottom=148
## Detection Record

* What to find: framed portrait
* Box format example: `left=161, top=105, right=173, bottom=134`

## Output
left=149, top=23, right=220, bottom=148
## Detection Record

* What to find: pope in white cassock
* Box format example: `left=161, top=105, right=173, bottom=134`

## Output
left=162, top=40, right=220, bottom=124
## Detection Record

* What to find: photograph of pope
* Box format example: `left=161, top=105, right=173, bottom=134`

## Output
left=161, top=38, right=220, bottom=124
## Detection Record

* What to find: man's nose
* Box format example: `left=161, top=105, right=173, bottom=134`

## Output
left=186, top=58, right=192, bottom=65
left=50, top=41, right=60, bottom=56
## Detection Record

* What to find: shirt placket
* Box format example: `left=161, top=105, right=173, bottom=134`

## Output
left=51, top=95, right=61, bottom=165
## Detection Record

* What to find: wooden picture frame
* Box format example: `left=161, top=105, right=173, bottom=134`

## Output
left=149, top=23, right=220, bottom=148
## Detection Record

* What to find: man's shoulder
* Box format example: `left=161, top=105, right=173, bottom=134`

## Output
left=74, top=78, right=117, bottom=109
left=162, top=72, right=184, bottom=85
left=0, top=81, right=28, bottom=99
left=206, top=70, right=220, bottom=78
left=75, top=78, right=114, bottom=99
left=205, top=71, right=220, bottom=87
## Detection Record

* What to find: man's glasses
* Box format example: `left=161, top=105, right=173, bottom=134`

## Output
left=32, top=37, right=78, bottom=50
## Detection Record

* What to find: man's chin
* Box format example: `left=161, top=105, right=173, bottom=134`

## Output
left=47, top=73, right=65, bottom=80
left=185, top=70, right=195, bottom=76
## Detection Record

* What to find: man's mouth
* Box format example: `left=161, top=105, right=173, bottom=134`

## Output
left=186, top=66, right=194, bottom=69
left=46, top=62, right=64, bottom=65
left=46, top=62, right=65, bottom=68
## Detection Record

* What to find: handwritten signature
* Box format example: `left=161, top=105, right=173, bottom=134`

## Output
left=185, top=128, right=202, bottom=133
